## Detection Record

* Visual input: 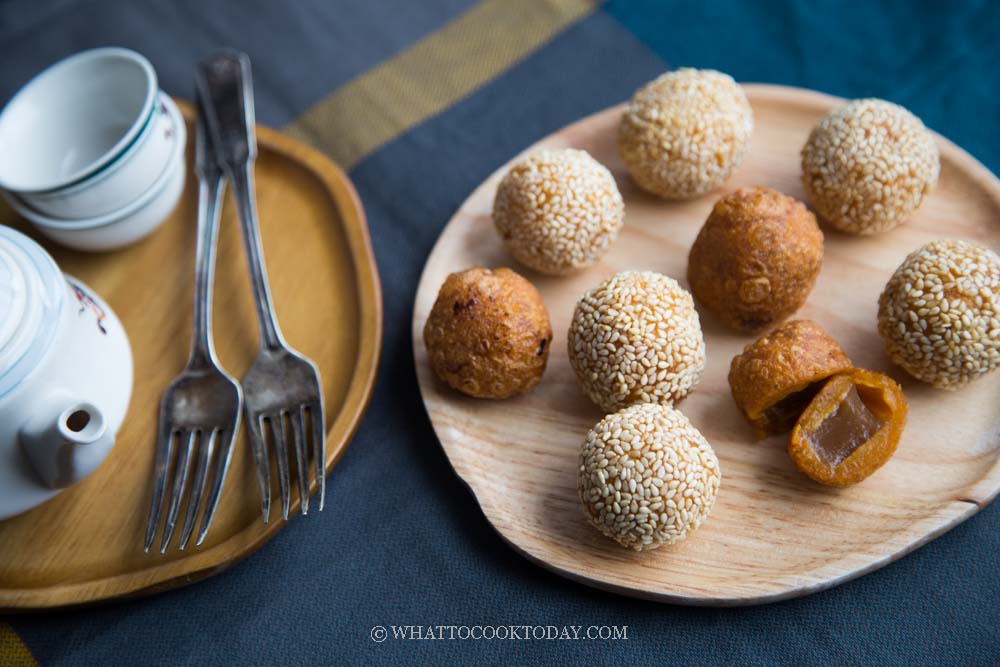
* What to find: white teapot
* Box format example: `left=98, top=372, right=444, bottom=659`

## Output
left=0, top=226, right=132, bottom=520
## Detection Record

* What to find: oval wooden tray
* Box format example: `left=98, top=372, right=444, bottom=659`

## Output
left=0, top=102, right=382, bottom=610
left=413, top=84, right=1000, bottom=605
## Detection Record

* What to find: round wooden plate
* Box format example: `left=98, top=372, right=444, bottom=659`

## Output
left=413, top=85, right=1000, bottom=605
left=0, top=102, right=382, bottom=610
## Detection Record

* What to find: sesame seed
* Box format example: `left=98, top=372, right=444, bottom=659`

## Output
left=567, top=271, right=706, bottom=412
left=493, top=148, right=624, bottom=275
left=878, top=239, right=1000, bottom=388
left=618, top=68, right=753, bottom=200
left=801, top=98, right=940, bottom=235
left=579, top=403, right=721, bottom=551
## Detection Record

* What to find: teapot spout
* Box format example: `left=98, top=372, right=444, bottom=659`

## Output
left=19, top=392, right=115, bottom=489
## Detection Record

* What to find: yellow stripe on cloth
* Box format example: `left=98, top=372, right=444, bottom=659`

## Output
left=0, top=622, right=38, bottom=667
left=287, top=0, right=597, bottom=168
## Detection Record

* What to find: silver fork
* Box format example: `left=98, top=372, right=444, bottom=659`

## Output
left=144, top=93, right=243, bottom=553
left=197, top=51, right=326, bottom=522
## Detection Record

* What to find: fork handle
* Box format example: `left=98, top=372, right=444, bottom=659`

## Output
left=198, top=51, right=285, bottom=351
left=229, top=162, right=285, bottom=350
left=191, top=171, right=226, bottom=364
left=191, top=95, right=226, bottom=367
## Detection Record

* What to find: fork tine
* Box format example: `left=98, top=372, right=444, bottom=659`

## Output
left=196, top=425, right=238, bottom=546
left=160, top=430, right=197, bottom=554
left=309, top=402, right=326, bottom=511
left=178, top=429, right=215, bottom=550
left=271, top=413, right=292, bottom=520
left=290, top=407, right=309, bottom=515
left=144, top=418, right=176, bottom=553
left=247, top=413, right=271, bottom=523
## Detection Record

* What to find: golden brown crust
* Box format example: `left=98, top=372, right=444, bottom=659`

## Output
left=423, top=267, right=552, bottom=399
left=728, top=319, right=852, bottom=435
left=789, top=369, right=907, bottom=486
left=688, top=186, right=824, bottom=332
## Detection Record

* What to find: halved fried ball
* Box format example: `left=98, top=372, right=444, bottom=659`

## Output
left=789, top=369, right=907, bottom=486
left=729, top=319, right=852, bottom=435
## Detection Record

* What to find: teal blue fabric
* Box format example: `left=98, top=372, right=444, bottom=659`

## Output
left=5, top=2, right=1000, bottom=665
left=606, top=0, right=1000, bottom=172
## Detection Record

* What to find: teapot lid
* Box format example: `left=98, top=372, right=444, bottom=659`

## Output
left=0, top=226, right=64, bottom=399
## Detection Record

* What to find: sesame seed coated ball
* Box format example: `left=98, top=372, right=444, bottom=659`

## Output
left=878, top=240, right=1000, bottom=389
left=492, top=149, right=624, bottom=275
left=802, top=98, right=940, bottom=235
left=618, top=68, right=753, bottom=199
left=579, top=403, right=721, bottom=551
left=568, top=270, right=706, bottom=412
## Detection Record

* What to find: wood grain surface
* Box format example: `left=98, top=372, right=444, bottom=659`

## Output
left=0, top=102, right=382, bottom=610
left=413, top=85, right=1000, bottom=605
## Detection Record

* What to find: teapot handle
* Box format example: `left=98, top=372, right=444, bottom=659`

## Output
left=19, top=391, right=114, bottom=489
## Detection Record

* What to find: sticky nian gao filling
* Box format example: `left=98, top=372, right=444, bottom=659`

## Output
left=806, top=385, right=884, bottom=466
left=761, top=381, right=825, bottom=433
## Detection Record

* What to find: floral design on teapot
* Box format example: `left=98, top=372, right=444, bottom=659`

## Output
left=72, top=283, right=108, bottom=335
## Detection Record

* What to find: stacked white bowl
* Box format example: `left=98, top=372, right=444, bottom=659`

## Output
left=0, top=48, right=186, bottom=252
